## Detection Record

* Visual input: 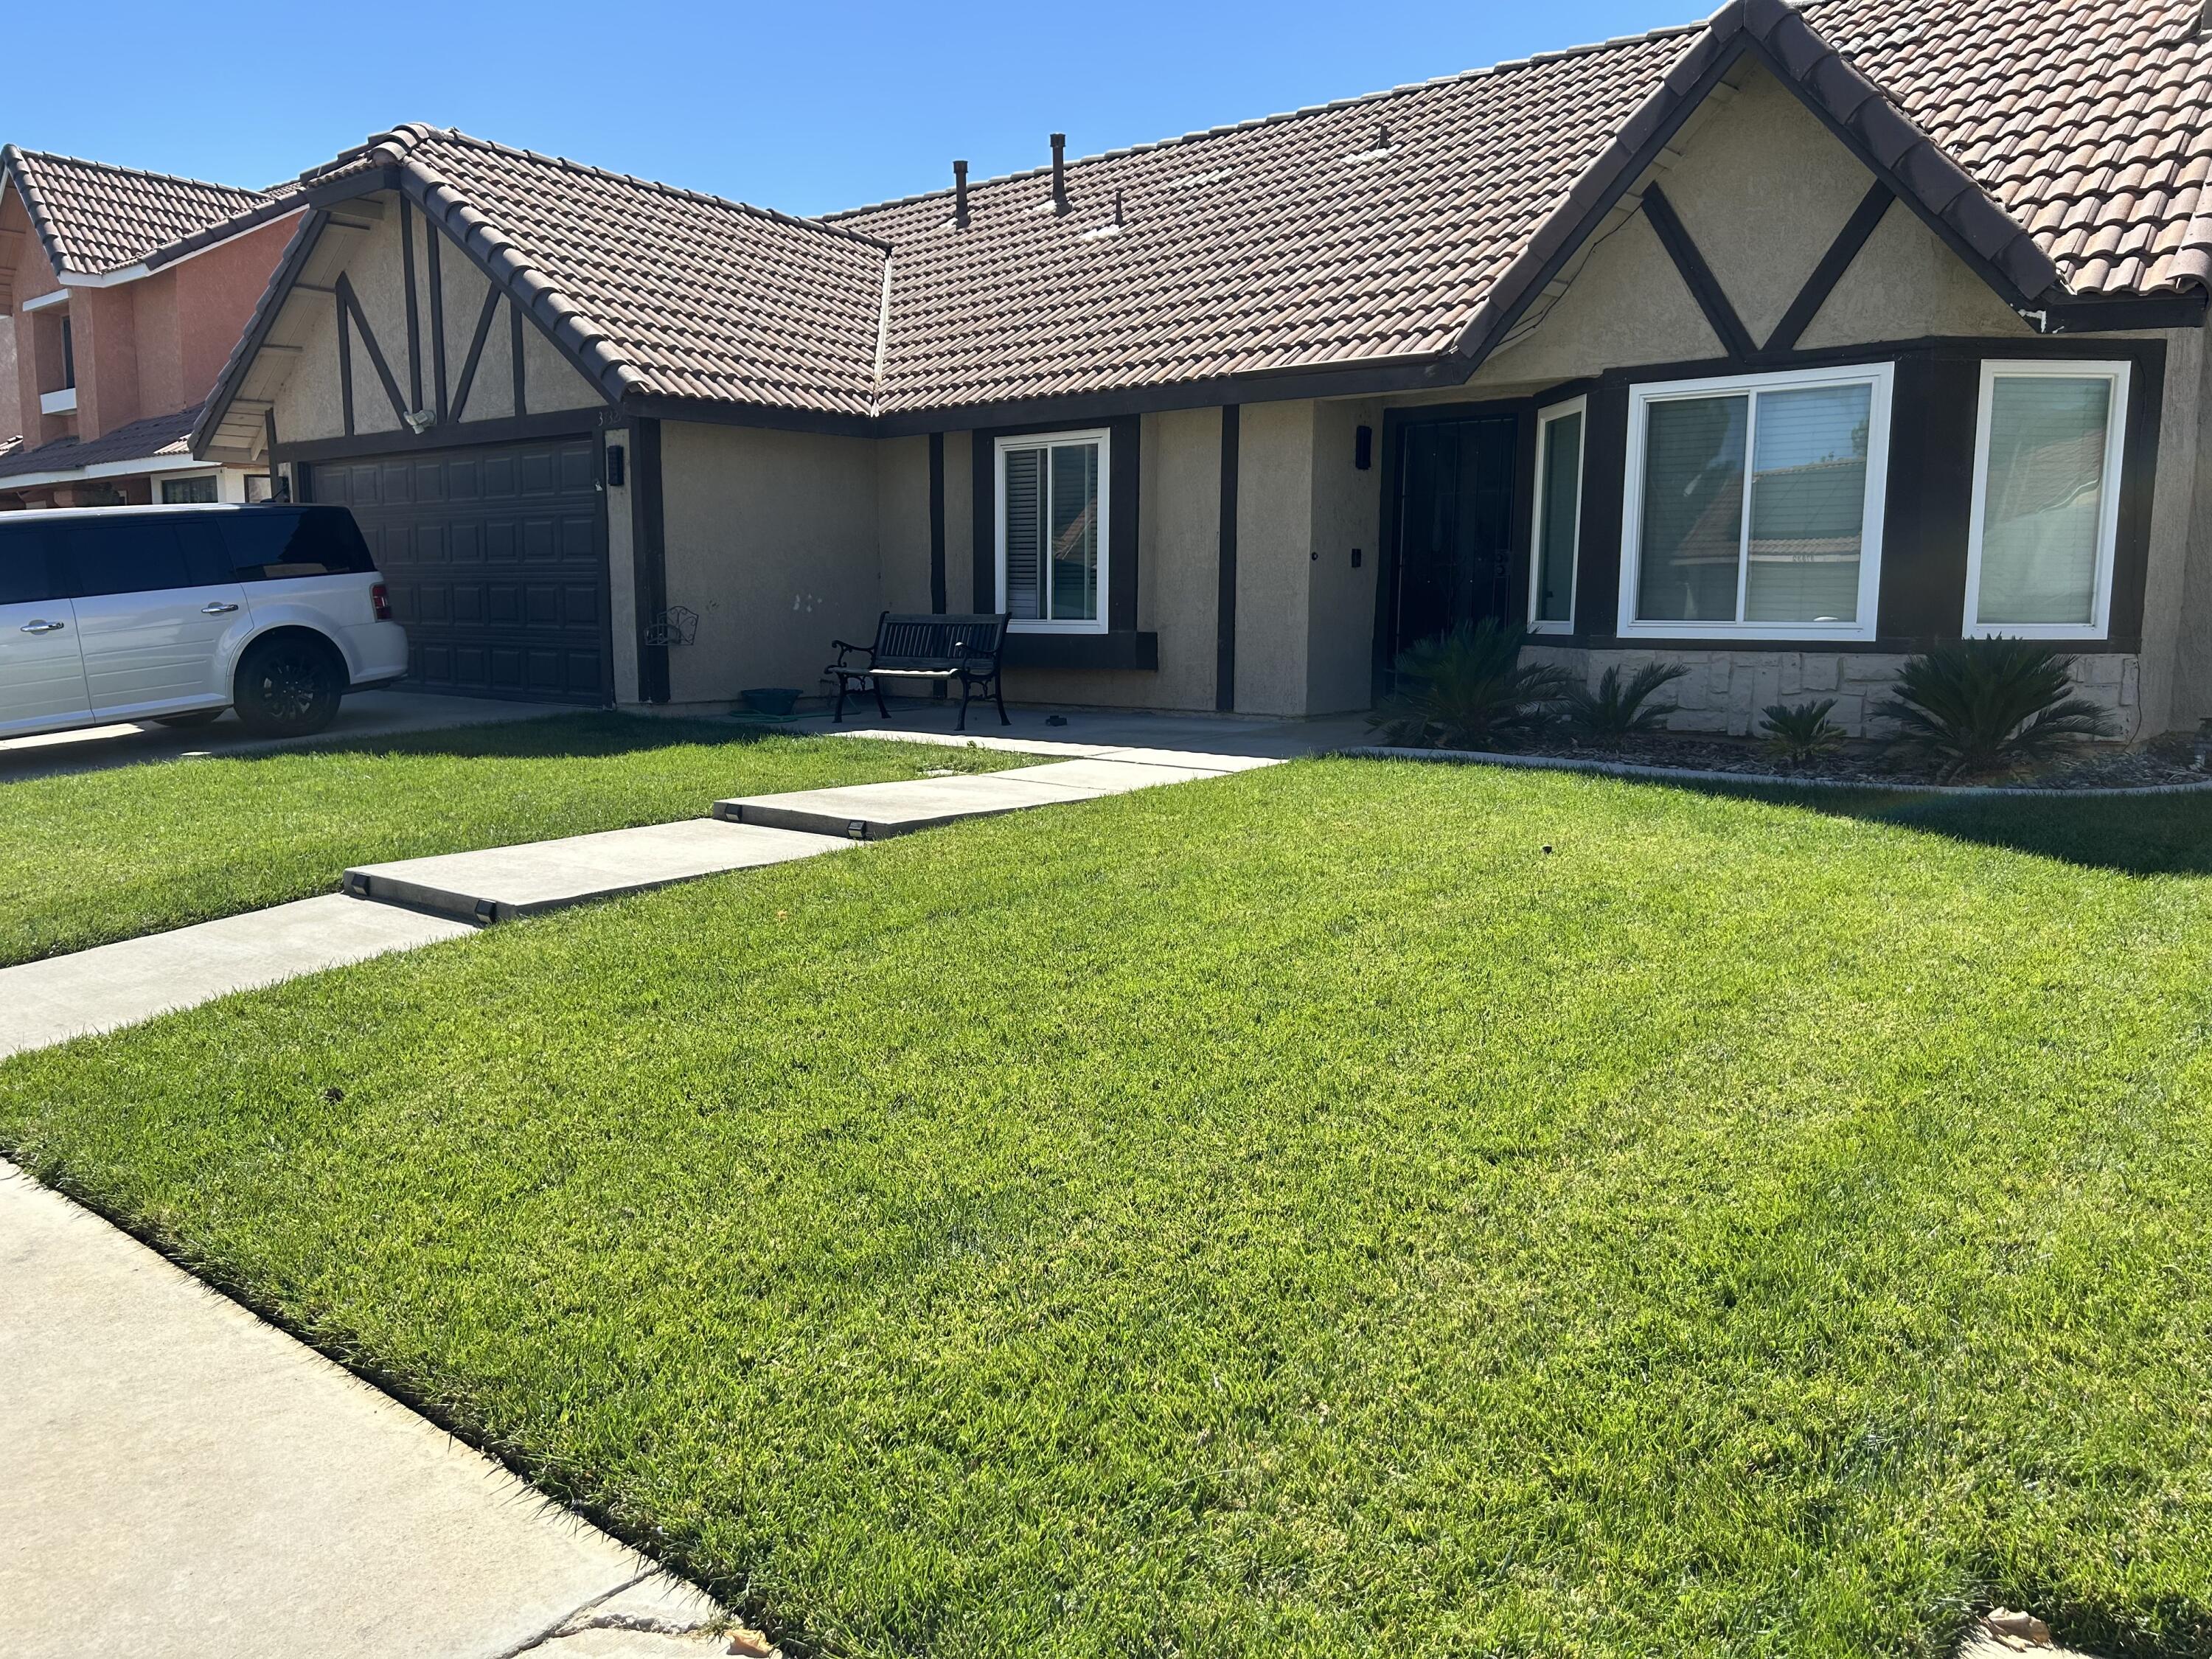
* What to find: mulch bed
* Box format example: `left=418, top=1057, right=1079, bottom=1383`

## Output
left=1403, top=730, right=2212, bottom=790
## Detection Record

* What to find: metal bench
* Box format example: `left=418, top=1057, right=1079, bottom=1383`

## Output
left=828, top=612, right=1010, bottom=731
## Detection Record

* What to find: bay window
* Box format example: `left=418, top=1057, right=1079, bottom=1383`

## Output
left=1963, top=361, right=2127, bottom=639
left=1619, top=362, right=1891, bottom=640
left=996, top=428, right=1109, bottom=632
left=1529, top=397, right=1583, bottom=632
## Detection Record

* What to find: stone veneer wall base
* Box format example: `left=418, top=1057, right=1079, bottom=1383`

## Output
left=1526, top=645, right=2143, bottom=741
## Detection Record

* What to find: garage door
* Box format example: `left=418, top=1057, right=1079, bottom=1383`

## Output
left=306, top=435, right=611, bottom=703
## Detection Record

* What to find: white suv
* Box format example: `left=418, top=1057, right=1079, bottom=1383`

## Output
left=0, top=503, right=408, bottom=740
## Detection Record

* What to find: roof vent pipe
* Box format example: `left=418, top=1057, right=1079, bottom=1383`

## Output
left=1051, top=133, right=1069, bottom=215
left=1113, top=189, right=1124, bottom=228
left=953, top=159, right=970, bottom=226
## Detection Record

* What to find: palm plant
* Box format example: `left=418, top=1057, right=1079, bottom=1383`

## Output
left=1368, top=619, right=1571, bottom=751
left=1879, top=639, right=2118, bottom=780
left=1562, top=661, right=1688, bottom=737
left=1759, top=698, right=1848, bottom=766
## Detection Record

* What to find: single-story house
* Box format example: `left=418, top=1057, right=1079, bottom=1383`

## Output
left=192, top=0, right=2212, bottom=735
left=0, top=148, right=309, bottom=509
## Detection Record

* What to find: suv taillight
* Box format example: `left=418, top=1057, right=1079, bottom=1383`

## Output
left=370, top=581, right=392, bottom=622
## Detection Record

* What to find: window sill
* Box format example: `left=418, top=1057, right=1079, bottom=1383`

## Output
left=1001, top=630, right=1159, bottom=671
left=40, top=387, right=77, bottom=415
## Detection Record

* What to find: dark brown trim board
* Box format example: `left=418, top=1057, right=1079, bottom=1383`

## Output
left=1764, top=181, right=1893, bottom=355
left=450, top=282, right=502, bottom=425
left=1640, top=184, right=1756, bottom=362
left=335, top=274, right=408, bottom=425
left=271, top=408, right=607, bottom=464
left=426, top=219, right=449, bottom=422
left=510, top=298, right=527, bottom=417
left=630, top=419, right=669, bottom=703
left=1216, top=403, right=1239, bottom=712
left=400, top=197, right=423, bottom=414
left=335, top=285, right=354, bottom=437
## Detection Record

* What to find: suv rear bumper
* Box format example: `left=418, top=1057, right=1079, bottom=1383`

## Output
left=342, top=619, right=410, bottom=687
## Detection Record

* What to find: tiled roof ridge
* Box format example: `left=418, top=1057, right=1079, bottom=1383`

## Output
left=321, top=123, right=892, bottom=254
left=1, top=143, right=279, bottom=276
left=4, top=145, right=274, bottom=207
left=818, top=16, right=1715, bottom=222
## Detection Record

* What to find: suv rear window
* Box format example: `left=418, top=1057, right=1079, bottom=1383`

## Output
left=223, top=507, right=375, bottom=580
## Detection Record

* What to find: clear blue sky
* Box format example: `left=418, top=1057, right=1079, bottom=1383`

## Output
left=12, top=1, right=1696, bottom=218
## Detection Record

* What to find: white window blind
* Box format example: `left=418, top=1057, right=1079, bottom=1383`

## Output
left=996, top=431, right=1107, bottom=630
left=1966, top=364, right=2126, bottom=638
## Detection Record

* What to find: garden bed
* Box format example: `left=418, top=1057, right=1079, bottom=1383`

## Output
left=1357, top=730, right=2212, bottom=792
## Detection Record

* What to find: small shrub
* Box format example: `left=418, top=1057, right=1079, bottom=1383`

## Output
left=1368, top=620, right=1571, bottom=751
left=1880, top=638, right=2118, bottom=781
left=1563, top=662, right=1688, bottom=737
left=1759, top=698, right=1848, bottom=766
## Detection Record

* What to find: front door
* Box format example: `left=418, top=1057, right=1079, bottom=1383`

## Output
left=1381, top=414, right=1520, bottom=679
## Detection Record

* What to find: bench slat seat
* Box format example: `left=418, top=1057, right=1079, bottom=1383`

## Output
left=828, top=612, right=1009, bottom=731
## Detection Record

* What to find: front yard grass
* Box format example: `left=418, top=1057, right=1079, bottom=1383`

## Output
left=7, top=759, right=2212, bottom=1657
left=0, top=714, right=1019, bottom=966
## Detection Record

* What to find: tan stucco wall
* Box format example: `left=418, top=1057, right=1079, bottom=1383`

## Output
left=876, top=434, right=933, bottom=613
left=1307, top=397, right=1383, bottom=714
left=605, top=427, right=639, bottom=703
left=1657, top=64, right=1877, bottom=344
left=266, top=196, right=602, bottom=447
left=1000, top=406, right=1224, bottom=712
left=1234, top=399, right=1315, bottom=716
left=2160, top=328, right=2212, bottom=731
left=1799, top=207, right=2033, bottom=349
left=1471, top=210, right=1721, bottom=389
left=657, top=419, right=883, bottom=705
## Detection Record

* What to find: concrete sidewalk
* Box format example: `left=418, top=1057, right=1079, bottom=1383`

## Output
left=0, top=1164, right=734, bottom=1659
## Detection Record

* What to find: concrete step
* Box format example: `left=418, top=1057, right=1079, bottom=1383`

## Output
left=712, top=756, right=1241, bottom=841
left=342, top=819, right=844, bottom=924
left=0, top=897, right=474, bottom=1060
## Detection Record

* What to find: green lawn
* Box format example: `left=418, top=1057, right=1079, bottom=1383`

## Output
left=0, top=714, right=1018, bottom=967
left=7, top=759, right=2212, bottom=1658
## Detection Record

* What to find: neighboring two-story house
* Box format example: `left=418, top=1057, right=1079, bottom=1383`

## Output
left=0, top=148, right=304, bottom=510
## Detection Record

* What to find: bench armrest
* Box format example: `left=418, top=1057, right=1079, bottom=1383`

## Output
left=830, top=639, right=874, bottom=669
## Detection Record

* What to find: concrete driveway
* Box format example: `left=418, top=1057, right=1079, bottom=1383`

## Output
left=0, top=691, right=568, bottom=783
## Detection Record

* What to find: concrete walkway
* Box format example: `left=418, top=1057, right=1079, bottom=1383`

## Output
left=0, top=720, right=1303, bottom=1658
left=1, top=1164, right=731, bottom=1659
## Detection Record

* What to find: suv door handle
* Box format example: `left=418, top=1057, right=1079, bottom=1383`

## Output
left=18, top=619, right=64, bottom=633
left=200, top=602, right=240, bottom=615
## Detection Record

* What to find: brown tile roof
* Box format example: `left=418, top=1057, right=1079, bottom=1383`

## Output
left=207, top=0, right=2211, bottom=437
left=0, top=148, right=274, bottom=276
left=0, top=401, right=199, bottom=482
left=838, top=0, right=2202, bottom=414
left=326, top=125, right=890, bottom=415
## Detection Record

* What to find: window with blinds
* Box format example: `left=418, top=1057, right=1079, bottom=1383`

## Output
left=1530, top=399, right=1584, bottom=631
left=1621, top=364, right=1891, bottom=640
left=1964, top=363, right=2127, bottom=639
left=996, top=430, right=1108, bottom=630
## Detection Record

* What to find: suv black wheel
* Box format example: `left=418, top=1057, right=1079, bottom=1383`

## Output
left=233, top=635, right=344, bottom=736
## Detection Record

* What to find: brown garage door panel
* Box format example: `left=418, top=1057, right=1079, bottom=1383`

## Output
left=307, top=435, right=611, bottom=703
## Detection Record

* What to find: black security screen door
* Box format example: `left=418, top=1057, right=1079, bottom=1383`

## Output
left=1384, top=414, right=1520, bottom=673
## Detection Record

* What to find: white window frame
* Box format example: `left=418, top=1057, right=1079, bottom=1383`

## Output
left=1618, top=360, right=1893, bottom=641
left=995, top=427, right=1111, bottom=634
left=1961, top=358, right=2129, bottom=641
left=1528, top=395, right=1585, bottom=634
